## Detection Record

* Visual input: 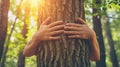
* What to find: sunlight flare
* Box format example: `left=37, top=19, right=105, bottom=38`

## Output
left=21, top=0, right=44, bottom=9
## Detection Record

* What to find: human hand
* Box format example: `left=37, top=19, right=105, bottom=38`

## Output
left=64, top=18, right=96, bottom=40
left=35, top=17, right=64, bottom=41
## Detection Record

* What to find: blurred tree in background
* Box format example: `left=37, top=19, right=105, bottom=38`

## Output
left=0, top=0, right=120, bottom=67
left=92, top=0, right=106, bottom=67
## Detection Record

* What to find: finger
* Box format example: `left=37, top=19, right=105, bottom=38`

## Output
left=42, top=17, right=51, bottom=25
left=64, top=31, right=80, bottom=35
left=49, top=25, right=64, bottom=31
left=64, top=26, right=81, bottom=31
left=48, top=36, right=61, bottom=40
left=48, top=21, right=63, bottom=28
left=77, top=18, right=86, bottom=24
left=65, top=23, right=82, bottom=27
left=50, top=30, right=64, bottom=36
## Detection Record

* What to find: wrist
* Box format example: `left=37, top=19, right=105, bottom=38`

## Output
left=32, top=33, right=41, bottom=44
left=89, top=31, right=97, bottom=41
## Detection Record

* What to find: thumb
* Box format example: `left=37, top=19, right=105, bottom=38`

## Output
left=42, top=17, right=51, bottom=25
left=77, top=18, right=86, bottom=24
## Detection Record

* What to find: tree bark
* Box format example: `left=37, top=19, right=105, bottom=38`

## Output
left=37, top=0, right=90, bottom=67
left=92, top=0, right=106, bottom=67
left=0, top=0, right=10, bottom=61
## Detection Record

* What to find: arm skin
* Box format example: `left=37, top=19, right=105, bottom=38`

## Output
left=23, top=17, right=64, bottom=57
left=88, top=33, right=100, bottom=61
left=64, top=18, right=100, bottom=61
left=23, top=35, right=39, bottom=57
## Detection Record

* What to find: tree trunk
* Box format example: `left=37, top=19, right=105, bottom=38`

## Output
left=17, top=22, right=27, bottom=67
left=0, top=17, right=17, bottom=67
left=18, top=51, right=25, bottom=67
left=37, top=0, right=90, bottom=67
left=92, top=0, right=106, bottom=67
left=17, top=1, right=29, bottom=67
left=103, top=15, right=119, bottom=67
left=0, top=0, right=22, bottom=67
left=17, top=18, right=28, bottom=67
left=0, top=0, right=10, bottom=61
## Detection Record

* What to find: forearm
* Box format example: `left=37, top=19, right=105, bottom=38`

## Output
left=89, top=35, right=100, bottom=61
left=23, top=34, right=39, bottom=57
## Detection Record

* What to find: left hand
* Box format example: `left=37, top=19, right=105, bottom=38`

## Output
left=64, top=18, right=96, bottom=39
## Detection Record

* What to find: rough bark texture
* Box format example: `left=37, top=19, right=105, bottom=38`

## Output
left=37, top=0, right=90, bottom=67
left=92, top=0, right=106, bottom=67
left=0, top=0, right=10, bottom=61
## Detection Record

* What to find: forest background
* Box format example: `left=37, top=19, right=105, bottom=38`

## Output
left=0, top=0, right=120, bottom=67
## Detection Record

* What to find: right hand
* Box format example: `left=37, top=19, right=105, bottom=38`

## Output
left=35, top=17, right=64, bottom=41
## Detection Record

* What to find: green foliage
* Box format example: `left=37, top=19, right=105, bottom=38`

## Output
left=3, top=0, right=120, bottom=67
left=25, top=56, right=37, bottom=67
left=85, top=0, right=120, bottom=67
left=4, top=0, right=37, bottom=67
left=110, top=14, right=120, bottom=66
